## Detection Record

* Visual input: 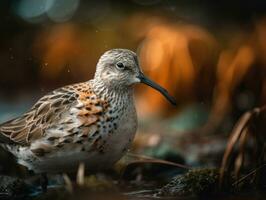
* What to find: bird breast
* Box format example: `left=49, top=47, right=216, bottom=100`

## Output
left=104, top=101, right=138, bottom=161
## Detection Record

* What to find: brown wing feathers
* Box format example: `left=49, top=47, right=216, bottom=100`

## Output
left=0, top=86, right=77, bottom=145
left=0, top=83, right=108, bottom=146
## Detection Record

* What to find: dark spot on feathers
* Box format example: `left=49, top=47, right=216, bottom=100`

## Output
left=36, top=118, right=42, bottom=124
left=94, top=136, right=101, bottom=145
left=47, top=136, right=59, bottom=141
left=63, top=138, right=72, bottom=143
left=41, top=117, right=46, bottom=124
left=36, top=103, right=50, bottom=115
left=52, top=100, right=62, bottom=107
left=70, top=96, right=76, bottom=101
left=29, top=124, right=36, bottom=132
left=54, top=108, right=60, bottom=113
left=34, top=102, right=42, bottom=108
left=31, top=148, right=45, bottom=157
left=73, top=131, right=79, bottom=135
left=56, top=143, right=64, bottom=148
left=50, top=94, right=63, bottom=100
left=63, top=99, right=71, bottom=105
left=62, top=94, right=70, bottom=98
left=91, top=131, right=99, bottom=137
left=45, top=112, right=53, bottom=122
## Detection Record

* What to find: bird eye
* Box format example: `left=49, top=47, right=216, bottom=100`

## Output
left=116, top=62, right=125, bottom=70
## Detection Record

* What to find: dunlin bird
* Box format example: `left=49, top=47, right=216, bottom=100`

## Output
left=0, top=49, right=176, bottom=190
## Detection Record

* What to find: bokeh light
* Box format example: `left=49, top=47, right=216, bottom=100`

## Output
left=14, top=0, right=80, bottom=23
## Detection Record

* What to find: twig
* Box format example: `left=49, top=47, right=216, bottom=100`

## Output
left=232, top=164, right=266, bottom=186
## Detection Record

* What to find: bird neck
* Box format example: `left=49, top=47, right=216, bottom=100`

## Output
left=89, top=79, right=134, bottom=103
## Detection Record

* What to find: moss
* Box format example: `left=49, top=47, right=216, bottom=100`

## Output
left=158, top=168, right=220, bottom=197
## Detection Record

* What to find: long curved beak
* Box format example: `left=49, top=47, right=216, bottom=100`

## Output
left=137, top=72, right=177, bottom=106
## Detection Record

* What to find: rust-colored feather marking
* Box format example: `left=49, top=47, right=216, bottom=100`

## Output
left=0, top=82, right=107, bottom=146
left=76, top=90, right=108, bottom=127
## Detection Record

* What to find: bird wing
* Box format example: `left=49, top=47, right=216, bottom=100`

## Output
left=0, top=82, right=107, bottom=146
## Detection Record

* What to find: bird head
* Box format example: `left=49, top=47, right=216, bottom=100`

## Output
left=94, top=49, right=176, bottom=105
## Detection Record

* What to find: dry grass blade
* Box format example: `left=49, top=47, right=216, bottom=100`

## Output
left=220, top=105, right=266, bottom=188
left=232, top=164, right=266, bottom=186
left=126, top=153, right=191, bottom=169
left=219, top=111, right=253, bottom=185
left=234, top=128, right=249, bottom=180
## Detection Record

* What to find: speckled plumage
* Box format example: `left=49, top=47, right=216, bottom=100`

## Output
left=0, top=49, right=175, bottom=174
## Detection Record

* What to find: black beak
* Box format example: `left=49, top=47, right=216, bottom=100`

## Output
left=137, top=72, right=177, bottom=106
